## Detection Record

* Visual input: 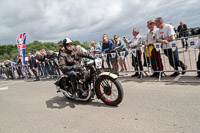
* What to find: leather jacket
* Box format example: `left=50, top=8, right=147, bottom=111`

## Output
left=59, top=49, right=93, bottom=72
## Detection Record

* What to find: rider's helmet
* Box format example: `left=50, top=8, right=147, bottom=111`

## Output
left=63, top=38, right=72, bottom=49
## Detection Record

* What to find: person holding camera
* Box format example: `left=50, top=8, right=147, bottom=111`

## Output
left=113, top=35, right=128, bottom=73
left=124, top=28, right=143, bottom=78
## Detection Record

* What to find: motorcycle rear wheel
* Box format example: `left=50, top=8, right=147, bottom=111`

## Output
left=95, top=76, right=123, bottom=106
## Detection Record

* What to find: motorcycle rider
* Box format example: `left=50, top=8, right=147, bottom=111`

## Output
left=59, top=38, right=94, bottom=100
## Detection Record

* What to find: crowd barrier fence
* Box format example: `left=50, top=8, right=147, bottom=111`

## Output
left=97, top=35, right=200, bottom=81
left=0, top=35, right=199, bottom=81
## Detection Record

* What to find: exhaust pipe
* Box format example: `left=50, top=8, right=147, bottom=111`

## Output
left=59, top=88, right=72, bottom=98
left=56, top=85, right=92, bottom=101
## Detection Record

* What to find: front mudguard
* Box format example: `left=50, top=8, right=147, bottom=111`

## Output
left=98, top=72, right=118, bottom=79
left=94, top=72, right=118, bottom=99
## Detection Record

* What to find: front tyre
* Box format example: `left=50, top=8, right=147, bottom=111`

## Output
left=95, top=76, right=123, bottom=106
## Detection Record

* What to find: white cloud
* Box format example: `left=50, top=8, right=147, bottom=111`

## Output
left=0, top=0, right=199, bottom=45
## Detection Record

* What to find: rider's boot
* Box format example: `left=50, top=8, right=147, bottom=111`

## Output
left=71, top=82, right=78, bottom=100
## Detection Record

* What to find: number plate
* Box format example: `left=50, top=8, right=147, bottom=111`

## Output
left=95, top=58, right=102, bottom=69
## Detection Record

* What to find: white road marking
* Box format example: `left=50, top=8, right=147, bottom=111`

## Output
left=0, top=81, right=24, bottom=87
left=0, top=86, right=8, bottom=90
left=174, top=75, right=181, bottom=81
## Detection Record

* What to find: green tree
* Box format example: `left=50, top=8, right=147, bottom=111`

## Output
left=72, top=40, right=81, bottom=46
left=99, top=40, right=103, bottom=46
left=81, top=41, right=91, bottom=50
left=2, top=53, right=9, bottom=61
left=57, top=40, right=62, bottom=45
left=10, top=52, right=20, bottom=62
left=26, top=40, right=43, bottom=53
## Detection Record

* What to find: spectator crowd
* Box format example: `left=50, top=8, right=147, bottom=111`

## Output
left=0, top=17, right=200, bottom=81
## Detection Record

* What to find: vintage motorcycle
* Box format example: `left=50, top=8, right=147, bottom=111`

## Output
left=54, top=57, right=124, bottom=106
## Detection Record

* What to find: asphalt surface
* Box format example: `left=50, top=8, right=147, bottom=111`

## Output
left=0, top=78, right=200, bottom=133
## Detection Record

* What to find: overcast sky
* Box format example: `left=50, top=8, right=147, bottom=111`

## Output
left=0, top=0, right=200, bottom=45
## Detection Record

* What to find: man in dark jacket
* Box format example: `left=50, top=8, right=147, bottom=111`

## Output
left=177, top=21, right=189, bottom=50
left=35, top=51, right=46, bottom=77
left=0, top=64, right=5, bottom=79
left=16, top=56, right=25, bottom=79
left=102, top=35, right=113, bottom=69
left=41, top=49, right=51, bottom=77
left=49, top=50, right=59, bottom=76
left=27, top=52, right=40, bottom=81
left=59, top=38, right=94, bottom=99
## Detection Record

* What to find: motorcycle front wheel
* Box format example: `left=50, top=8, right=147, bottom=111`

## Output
left=95, top=76, right=123, bottom=106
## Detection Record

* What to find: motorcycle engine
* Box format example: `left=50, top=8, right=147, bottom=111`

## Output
left=80, top=68, right=91, bottom=82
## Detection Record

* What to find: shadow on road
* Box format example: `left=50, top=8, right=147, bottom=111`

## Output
left=46, top=96, right=117, bottom=109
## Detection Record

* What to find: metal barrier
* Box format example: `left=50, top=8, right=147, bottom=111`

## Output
left=0, top=60, right=61, bottom=81
left=98, top=35, right=200, bottom=81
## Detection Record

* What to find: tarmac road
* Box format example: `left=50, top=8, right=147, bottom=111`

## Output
left=0, top=79, right=200, bottom=133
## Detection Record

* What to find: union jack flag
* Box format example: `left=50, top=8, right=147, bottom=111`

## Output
left=16, top=32, right=27, bottom=65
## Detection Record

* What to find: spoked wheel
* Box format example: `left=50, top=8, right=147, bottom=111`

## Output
left=96, top=76, right=123, bottom=106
